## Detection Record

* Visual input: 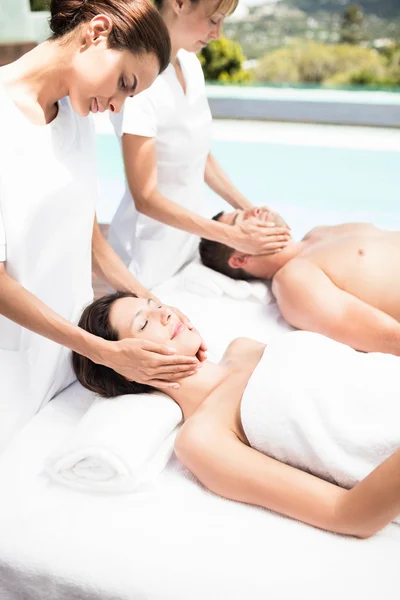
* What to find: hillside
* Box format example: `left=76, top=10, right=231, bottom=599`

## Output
left=285, top=0, right=400, bottom=20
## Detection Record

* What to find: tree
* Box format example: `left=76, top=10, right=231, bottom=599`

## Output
left=340, top=4, right=366, bottom=45
left=198, top=37, right=252, bottom=83
left=30, top=0, right=49, bottom=10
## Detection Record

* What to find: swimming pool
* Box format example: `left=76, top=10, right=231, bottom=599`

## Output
left=95, top=118, right=400, bottom=240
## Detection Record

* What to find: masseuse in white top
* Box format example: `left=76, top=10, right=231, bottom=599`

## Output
left=109, top=0, right=291, bottom=289
left=0, top=0, right=205, bottom=452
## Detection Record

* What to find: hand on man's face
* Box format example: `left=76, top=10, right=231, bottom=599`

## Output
left=218, top=207, right=290, bottom=231
left=250, top=207, right=273, bottom=223
left=240, top=207, right=279, bottom=226
left=249, top=207, right=290, bottom=230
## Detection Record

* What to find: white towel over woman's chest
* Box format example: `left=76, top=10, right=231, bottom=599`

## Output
left=241, top=331, right=400, bottom=491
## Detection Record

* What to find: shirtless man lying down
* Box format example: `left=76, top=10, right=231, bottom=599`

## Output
left=199, top=207, right=400, bottom=355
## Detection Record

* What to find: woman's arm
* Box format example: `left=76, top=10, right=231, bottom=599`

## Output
left=0, top=263, right=199, bottom=388
left=122, top=134, right=290, bottom=256
left=175, top=421, right=400, bottom=538
left=92, top=217, right=207, bottom=361
left=204, top=153, right=253, bottom=210
left=92, top=216, right=155, bottom=301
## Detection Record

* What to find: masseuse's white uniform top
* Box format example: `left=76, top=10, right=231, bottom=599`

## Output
left=109, top=49, right=212, bottom=289
left=0, top=85, right=96, bottom=451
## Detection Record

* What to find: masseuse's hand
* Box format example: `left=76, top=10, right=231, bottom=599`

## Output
left=106, top=339, right=202, bottom=390
left=256, top=206, right=291, bottom=230
left=229, top=211, right=291, bottom=256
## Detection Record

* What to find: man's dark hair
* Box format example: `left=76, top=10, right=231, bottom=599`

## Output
left=199, top=212, right=256, bottom=281
left=72, top=291, right=154, bottom=398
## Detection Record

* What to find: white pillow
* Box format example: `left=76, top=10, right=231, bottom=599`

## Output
left=45, top=382, right=182, bottom=493
left=180, top=260, right=273, bottom=302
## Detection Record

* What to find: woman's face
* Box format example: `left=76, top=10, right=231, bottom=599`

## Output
left=176, top=0, right=226, bottom=53
left=109, top=297, right=202, bottom=356
left=69, top=20, right=160, bottom=116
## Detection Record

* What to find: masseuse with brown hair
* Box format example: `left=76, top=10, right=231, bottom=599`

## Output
left=0, top=0, right=204, bottom=451
left=109, top=0, right=291, bottom=289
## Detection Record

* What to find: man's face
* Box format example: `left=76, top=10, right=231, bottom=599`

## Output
left=218, top=207, right=288, bottom=228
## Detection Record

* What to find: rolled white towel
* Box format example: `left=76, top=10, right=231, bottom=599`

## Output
left=181, top=261, right=272, bottom=302
left=45, top=386, right=182, bottom=493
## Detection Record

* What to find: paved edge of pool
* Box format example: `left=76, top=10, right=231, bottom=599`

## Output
left=206, top=86, right=400, bottom=128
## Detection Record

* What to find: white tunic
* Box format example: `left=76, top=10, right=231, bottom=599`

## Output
left=109, top=49, right=212, bottom=289
left=0, top=85, right=96, bottom=450
left=241, top=331, right=400, bottom=524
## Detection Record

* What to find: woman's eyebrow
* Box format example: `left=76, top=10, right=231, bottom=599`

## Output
left=133, top=298, right=151, bottom=323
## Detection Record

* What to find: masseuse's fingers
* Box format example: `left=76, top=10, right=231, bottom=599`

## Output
left=149, top=379, right=188, bottom=390
left=197, top=337, right=208, bottom=362
left=264, top=242, right=287, bottom=250
left=148, top=362, right=201, bottom=374
left=152, top=370, right=198, bottom=380
left=244, top=222, right=290, bottom=237
left=254, top=224, right=291, bottom=235
left=197, top=349, right=208, bottom=362
left=110, top=338, right=201, bottom=386
left=150, top=294, right=162, bottom=306
left=263, top=247, right=288, bottom=255
left=141, top=340, right=197, bottom=360
left=260, top=234, right=291, bottom=244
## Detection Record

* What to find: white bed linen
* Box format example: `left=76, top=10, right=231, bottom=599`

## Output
left=0, top=276, right=398, bottom=600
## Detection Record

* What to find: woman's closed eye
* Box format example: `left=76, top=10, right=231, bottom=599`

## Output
left=140, top=320, right=148, bottom=332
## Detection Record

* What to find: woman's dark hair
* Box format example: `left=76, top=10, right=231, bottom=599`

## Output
left=72, top=291, right=155, bottom=398
left=49, top=0, right=171, bottom=74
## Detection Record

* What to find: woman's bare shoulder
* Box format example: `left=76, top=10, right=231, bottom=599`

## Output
left=222, top=337, right=266, bottom=365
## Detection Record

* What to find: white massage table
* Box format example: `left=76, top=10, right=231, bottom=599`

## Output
left=0, top=276, right=399, bottom=600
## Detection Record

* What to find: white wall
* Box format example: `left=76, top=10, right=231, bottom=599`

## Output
left=0, top=0, right=50, bottom=43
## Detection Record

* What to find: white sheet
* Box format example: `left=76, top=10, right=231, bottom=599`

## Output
left=0, top=276, right=398, bottom=600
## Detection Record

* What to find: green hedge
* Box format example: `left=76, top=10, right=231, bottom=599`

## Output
left=253, top=41, right=399, bottom=85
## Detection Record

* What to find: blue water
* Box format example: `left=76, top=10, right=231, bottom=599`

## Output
left=96, top=133, right=400, bottom=239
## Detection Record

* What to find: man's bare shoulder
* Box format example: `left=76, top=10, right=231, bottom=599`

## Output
left=271, top=257, right=327, bottom=308
left=273, top=257, right=315, bottom=287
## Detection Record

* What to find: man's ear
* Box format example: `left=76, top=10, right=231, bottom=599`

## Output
left=228, top=252, right=250, bottom=270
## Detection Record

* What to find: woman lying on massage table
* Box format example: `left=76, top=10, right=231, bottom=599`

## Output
left=72, top=292, right=400, bottom=538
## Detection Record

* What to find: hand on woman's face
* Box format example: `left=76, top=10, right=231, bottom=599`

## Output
left=70, top=19, right=160, bottom=117
left=109, top=296, right=202, bottom=356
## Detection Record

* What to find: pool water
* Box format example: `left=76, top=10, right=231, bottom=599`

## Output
left=95, top=121, right=400, bottom=240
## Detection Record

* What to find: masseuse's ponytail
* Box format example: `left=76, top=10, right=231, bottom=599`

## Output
left=49, top=0, right=171, bottom=73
